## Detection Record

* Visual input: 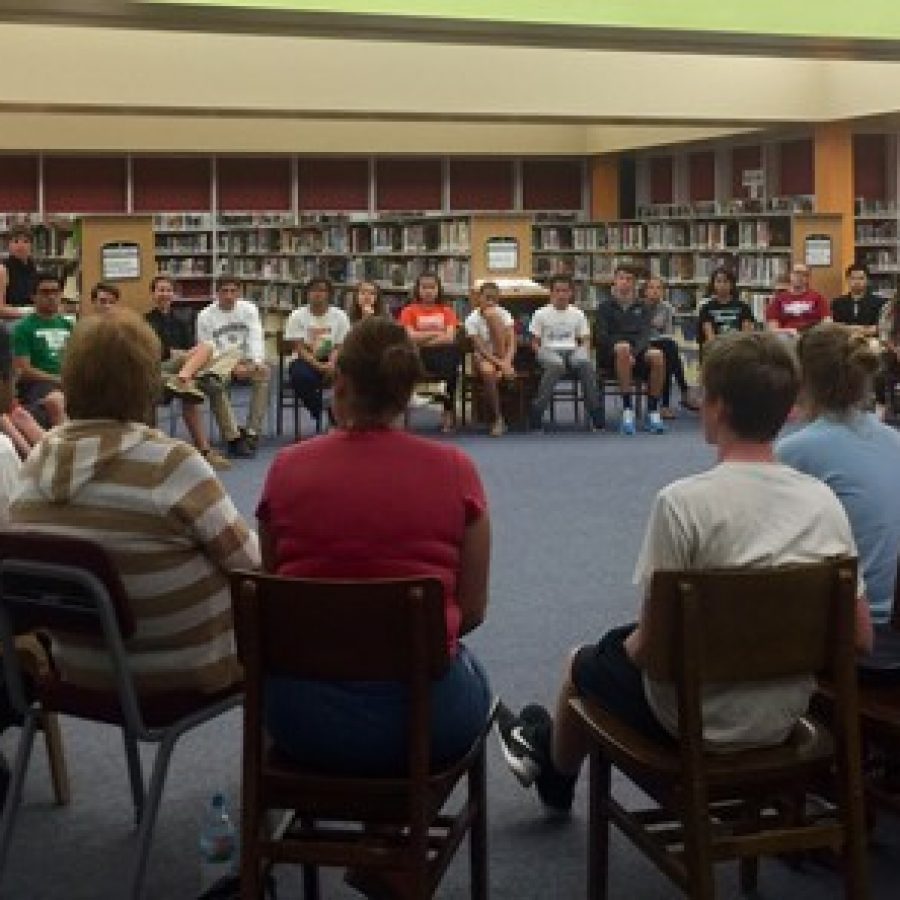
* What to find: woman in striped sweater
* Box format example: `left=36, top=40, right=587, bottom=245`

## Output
left=10, top=310, right=259, bottom=695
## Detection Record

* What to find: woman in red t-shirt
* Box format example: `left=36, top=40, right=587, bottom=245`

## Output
left=399, top=272, right=460, bottom=432
left=257, top=316, right=492, bottom=776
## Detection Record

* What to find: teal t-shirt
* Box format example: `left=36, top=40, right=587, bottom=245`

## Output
left=777, top=411, right=900, bottom=623
left=13, top=313, right=73, bottom=376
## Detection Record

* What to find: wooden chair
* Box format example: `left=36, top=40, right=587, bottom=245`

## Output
left=570, top=559, right=868, bottom=900
left=0, top=531, right=241, bottom=900
left=458, top=336, right=531, bottom=431
left=830, top=557, right=900, bottom=815
left=232, top=571, right=496, bottom=900
left=275, top=331, right=324, bottom=440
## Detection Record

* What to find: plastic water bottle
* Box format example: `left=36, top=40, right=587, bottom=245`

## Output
left=199, top=792, right=238, bottom=893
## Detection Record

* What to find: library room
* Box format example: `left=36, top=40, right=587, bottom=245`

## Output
left=1, top=2, right=900, bottom=899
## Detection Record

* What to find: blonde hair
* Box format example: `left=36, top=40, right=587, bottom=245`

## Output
left=796, top=323, right=879, bottom=415
left=63, top=310, right=162, bottom=423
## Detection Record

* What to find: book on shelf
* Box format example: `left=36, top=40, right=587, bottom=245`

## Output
left=646, top=222, right=690, bottom=249
left=153, top=213, right=213, bottom=231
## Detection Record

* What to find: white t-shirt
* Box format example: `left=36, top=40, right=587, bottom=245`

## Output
left=633, top=461, right=862, bottom=750
left=196, top=299, right=265, bottom=365
left=284, top=305, right=351, bottom=359
left=529, top=304, right=588, bottom=351
left=464, top=306, right=514, bottom=345
left=0, top=433, right=21, bottom=524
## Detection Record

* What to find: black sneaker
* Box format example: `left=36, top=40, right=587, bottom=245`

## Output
left=496, top=701, right=552, bottom=787
left=240, top=427, right=260, bottom=449
left=228, top=435, right=255, bottom=458
left=528, top=406, right=544, bottom=432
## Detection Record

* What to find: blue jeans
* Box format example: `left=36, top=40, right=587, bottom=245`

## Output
left=265, top=644, right=491, bottom=775
left=288, top=358, right=325, bottom=421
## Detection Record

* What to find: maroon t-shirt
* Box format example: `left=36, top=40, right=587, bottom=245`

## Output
left=257, top=428, right=487, bottom=653
left=765, top=290, right=829, bottom=331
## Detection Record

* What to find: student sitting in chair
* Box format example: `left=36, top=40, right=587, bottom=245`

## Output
left=284, top=276, right=350, bottom=432
left=498, top=331, right=873, bottom=817
left=464, top=281, right=517, bottom=437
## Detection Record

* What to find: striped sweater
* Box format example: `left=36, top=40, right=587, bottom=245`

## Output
left=10, top=420, right=259, bottom=694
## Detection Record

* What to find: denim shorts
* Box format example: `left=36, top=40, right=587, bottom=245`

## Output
left=265, top=643, right=492, bottom=776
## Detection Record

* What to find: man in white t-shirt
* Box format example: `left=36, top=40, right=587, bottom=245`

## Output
left=528, top=275, right=603, bottom=431
left=284, top=277, right=350, bottom=430
left=195, top=276, right=269, bottom=458
left=464, top=281, right=517, bottom=437
left=498, top=331, right=874, bottom=816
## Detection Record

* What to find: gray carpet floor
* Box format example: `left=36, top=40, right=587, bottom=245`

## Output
left=2, top=403, right=899, bottom=899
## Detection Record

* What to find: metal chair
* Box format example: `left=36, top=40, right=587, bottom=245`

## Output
left=0, top=531, right=241, bottom=900
left=274, top=331, right=324, bottom=441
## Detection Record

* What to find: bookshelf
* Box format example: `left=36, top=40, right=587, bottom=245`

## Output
left=532, top=199, right=823, bottom=321
left=153, top=213, right=216, bottom=295
left=0, top=213, right=79, bottom=300
left=854, top=200, right=899, bottom=300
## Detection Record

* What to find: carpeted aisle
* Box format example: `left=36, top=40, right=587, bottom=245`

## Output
left=2, top=408, right=899, bottom=898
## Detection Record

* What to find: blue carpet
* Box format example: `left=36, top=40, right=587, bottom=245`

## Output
left=2, top=405, right=898, bottom=898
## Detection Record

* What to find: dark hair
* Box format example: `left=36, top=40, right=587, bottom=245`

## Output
left=303, top=276, right=334, bottom=303
left=347, top=281, right=385, bottom=322
left=90, top=281, right=120, bottom=301
left=337, top=316, right=424, bottom=425
left=706, top=266, right=738, bottom=301
left=8, top=225, right=32, bottom=242
left=150, top=274, right=175, bottom=292
left=218, top=275, right=240, bottom=289
left=845, top=261, right=869, bottom=279
left=479, top=281, right=500, bottom=296
left=702, top=331, right=799, bottom=441
left=797, top=323, right=879, bottom=414
left=63, top=310, right=161, bottom=424
left=33, top=271, right=63, bottom=292
left=547, top=274, right=574, bottom=291
left=412, top=271, right=443, bottom=302
left=613, top=265, right=636, bottom=278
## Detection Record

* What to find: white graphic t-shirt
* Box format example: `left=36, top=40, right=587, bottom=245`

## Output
left=529, top=304, right=588, bottom=351
left=284, top=305, right=351, bottom=359
left=464, top=306, right=514, bottom=344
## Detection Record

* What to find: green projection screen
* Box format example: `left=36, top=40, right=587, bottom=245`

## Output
left=146, top=1, right=900, bottom=41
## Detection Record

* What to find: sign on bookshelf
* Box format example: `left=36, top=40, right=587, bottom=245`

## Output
left=101, top=242, right=142, bottom=280
left=804, top=234, right=832, bottom=267
left=486, top=237, right=519, bottom=272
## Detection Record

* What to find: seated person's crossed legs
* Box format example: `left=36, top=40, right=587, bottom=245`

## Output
left=201, top=356, right=270, bottom=459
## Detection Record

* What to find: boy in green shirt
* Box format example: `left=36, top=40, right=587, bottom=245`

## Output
left=12, top=272, right=71, bottom=428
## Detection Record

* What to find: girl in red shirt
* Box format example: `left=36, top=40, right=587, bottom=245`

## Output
left=399, top=272, right=461, bottom=432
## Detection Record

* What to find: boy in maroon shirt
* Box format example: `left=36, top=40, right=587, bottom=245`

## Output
left=765, top=262, right=831, bottom=336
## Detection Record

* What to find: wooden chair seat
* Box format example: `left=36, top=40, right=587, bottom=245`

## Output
left=573, top=698, right=834, bottom=804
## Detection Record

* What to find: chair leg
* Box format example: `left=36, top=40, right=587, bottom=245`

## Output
left=738, top=801, right=761, bottom=894
left=302, top=864, right=320, bottom=900
left=122, top=729, right=145, bottom=826
left=681, top=789, right=714, bottom=900
left=39, top=712, right=70, bottom=806
left=0, top=712, right=37, bottom=881
left=127, top=733, right=178, bottom=900
left=588, top=750, right=610, bottom=900
left=469, top=747, right=488, bottom=900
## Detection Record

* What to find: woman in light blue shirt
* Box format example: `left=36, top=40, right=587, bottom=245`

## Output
left=777, top=323, right=900, bottom=622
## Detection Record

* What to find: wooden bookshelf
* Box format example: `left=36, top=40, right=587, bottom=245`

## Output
left=854, top=201, right=899, bottom=300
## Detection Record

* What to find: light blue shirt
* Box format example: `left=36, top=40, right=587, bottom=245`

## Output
left=777, top=411, right=900, bottom=623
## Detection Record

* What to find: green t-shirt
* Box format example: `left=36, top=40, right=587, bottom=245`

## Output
left=13, top=313, right=73, bottom=376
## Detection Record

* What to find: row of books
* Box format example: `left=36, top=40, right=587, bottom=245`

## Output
left=155, top=234, right=211, bottom=253
left=156, top=257, right=213, bottom=276
left=533, top=224, right=645, bottom=251
left=637, top=196, right=815, bottom=219
left=855, top=222, right=898, bottom=242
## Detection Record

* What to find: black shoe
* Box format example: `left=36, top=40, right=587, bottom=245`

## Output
left=528, top=407, right=544, bottom=432
left=239, top=427, right=260, bottom=448
left=227, top=436, right=255, bottom=458
left=196, top=372, right=225, bottom=394
left=496, top=702, right=552, bottom=787
left=497, top=702, right=576, bottom=817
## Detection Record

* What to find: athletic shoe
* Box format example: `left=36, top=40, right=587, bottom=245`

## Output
left=646, top=410, right=666, bottom=434
left=590, top=409, right=606, bottom=431
left=164, top=376, right=205, bottom=403
left=496, top=702, right=576, bottom=817
left=489, top=417, right=507, bottom=437
left=227, top=435, right=255, bottom=458
left=619, top=408, right=636, bottom=435
left=240, top=427, right=260, bottom=448
left=496, top=701, right=551, bottom=787
left=528, top=406, right=544, bottom=432
left=659, top=406, right=677, bottom=420
left=408, top=392, right=431, bottom=409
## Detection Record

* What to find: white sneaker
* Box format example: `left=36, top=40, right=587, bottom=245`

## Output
left=646, top=410, right=666, bottom=434
left=408, top=392, right=431, bottom=409
left=620, top=409, right=636, bottom=435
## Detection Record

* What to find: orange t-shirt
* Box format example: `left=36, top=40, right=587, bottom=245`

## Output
left=399, top=302, right=458, bottom=334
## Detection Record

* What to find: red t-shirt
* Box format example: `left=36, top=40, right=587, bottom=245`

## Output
left=256, top=428, right=486, bottom=653
left=765, top=290, right=829, bottom=331
left=399, top=302, right=458, bottom=334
